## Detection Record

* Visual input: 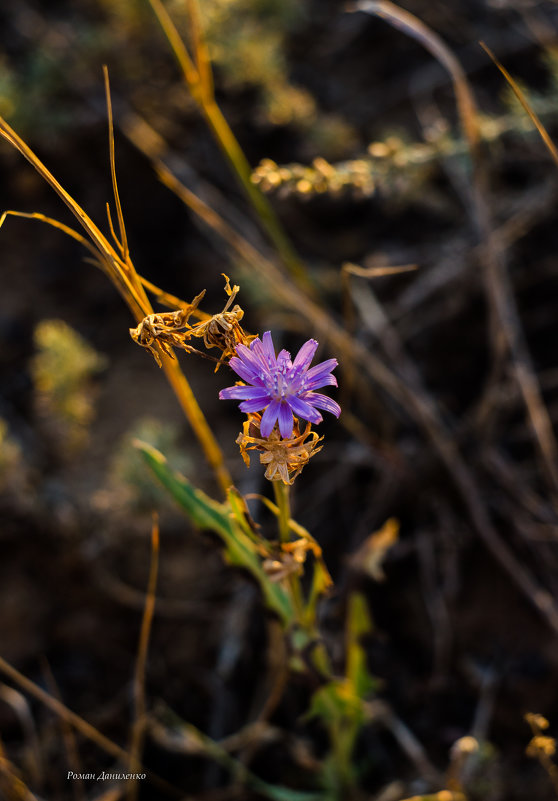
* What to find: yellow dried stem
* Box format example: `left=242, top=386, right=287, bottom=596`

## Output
left=0, top=106, right=233, bottom=495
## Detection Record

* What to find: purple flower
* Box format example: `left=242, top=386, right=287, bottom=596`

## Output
left=219, top=331, right=341, bottom=439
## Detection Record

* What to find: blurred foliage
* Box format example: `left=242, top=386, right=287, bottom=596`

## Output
left=108, top=416, right=191, bottom=512
left=308, top=592, right=378, bottom=797
left=0, top=0, right=356, bottom=156
left=0, top=418, right=26, bottom=494
left=31, top=319, right=106, bottom=455
left=250, top=98, right=558, bottom=201
left=195, top=0, right=315, bottom=126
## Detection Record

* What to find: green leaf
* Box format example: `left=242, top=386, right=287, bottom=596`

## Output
left=346, top=592, right=378, bottom=698
left=136, top=441, right=294, bottom=625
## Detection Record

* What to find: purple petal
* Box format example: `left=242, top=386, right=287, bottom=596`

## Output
left=277, top=349, right=292, bottom=369
left=228, top=356, right=264, bottom=385
left=260, top=400, right=281, bottom=438
left=250, top=332, right=276, bottom=371
left=292, top=338, right=318, bottom=371
left=235, top=343, right=268, bottom=376
left=277, top=402, right=294, bottom=438
left=239, top=397, right=272, bottom=413
left=305, top=359, right=338, bottom=390
left=287, top=395, right=323, bottom=425
left=306, top=372, right=337, bottom=390
left=302, top=392, right=341, bottom=418
left=219, top=386, right=270, bottom=401
left=261, top=331, right=277, bottom=366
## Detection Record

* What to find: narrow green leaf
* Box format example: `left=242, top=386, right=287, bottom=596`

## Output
left=136, top=441, right=294, bottom=625
left=346, top=592, right=378, bottom=698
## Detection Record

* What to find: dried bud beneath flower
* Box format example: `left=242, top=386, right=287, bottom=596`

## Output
left=236, top=416, right=323, bottom=484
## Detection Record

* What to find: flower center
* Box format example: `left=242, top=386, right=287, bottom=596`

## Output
left=262, top=363, right=299, bottom=401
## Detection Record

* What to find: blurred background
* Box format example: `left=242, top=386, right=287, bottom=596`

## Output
left=2, top=0, right=558, bottom=799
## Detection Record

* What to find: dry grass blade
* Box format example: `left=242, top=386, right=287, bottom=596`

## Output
left=480, top=41, right=558, bottom=168
left=0, top=656, right=126, bottom=766
left=0, top=211, right=100, bottom=261
left=0, top=115, right=144, bottom=318
left=350, top=0, right=480, bottom=151
left=0, top=654, right=182, bottom=798
left=352, top=3, right=558, bottom=501
left=147, top=0, right=313, bottom=294
left=139, top=276, right=211, bottom=321
left=341, top=262, right=418, bottom=380
left=0, top=741, right=40, bottom=801
left=0, top=684, right=43, bottom=788
left=187, top=0, right=214, bottom=102
left=147, top=0, right=200, bottom=94
left=127, top=515, right=160, bottom=801
left=0, top=107, right=233, bottom=494
left=41, top=660, right=86, bottom=801
left=103, top=67, right=129, bottom=262
left=342, top=262, right=418, bottom=279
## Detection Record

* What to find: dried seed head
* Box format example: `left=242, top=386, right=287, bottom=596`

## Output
left=262, top=537, right=323, bottom=582
left=129, top=290, right=206, bottom=367
left=236, top=416, right=323, bottom=484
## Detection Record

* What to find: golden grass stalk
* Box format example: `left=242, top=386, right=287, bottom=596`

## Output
left=147, top=0, right=314, bottom=295
left=0, top=652, right=181, bottom=799
left=127, top=515, right=160, bottom=801
left=0, top=78, right=232, bottom=495
left=480, top=41, right=558, bottom=168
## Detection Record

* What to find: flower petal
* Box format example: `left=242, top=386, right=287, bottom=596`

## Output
left=292, top=338, right=318, bottom=372
left=287, top=395, right=323, bottom=425
left=277, top=402, right=294, bottom=438
left=305, top=359, right=338, bottom=390
left=227, top=358, right=264, bottom=385
left=307, top=372, right=337, bottom=390
left=277, top=348, right=292, bottom=369
left=234, top=343, right=268, bottom=377
left=239, top=397, right=272, bottom=413
left=260, top=399, right=281, bottom=438
left=261, top=331, right=277, bottom=366
left=219, top=386, right=270, bottom=400
left=302, top=392, right=341, bottom=418
left=250, top=331, right=276, bottom=371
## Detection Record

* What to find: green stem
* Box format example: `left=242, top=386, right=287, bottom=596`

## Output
left=201, top=101, right=314, bottom=294
left=272, top=480, right=306, bottom=623
left=273, top=479, right=291, bottom=544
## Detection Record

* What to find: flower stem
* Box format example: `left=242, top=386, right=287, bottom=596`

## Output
left=273, top=480, right=291, bottom=544
left=273, top=480, right=306, bottom=625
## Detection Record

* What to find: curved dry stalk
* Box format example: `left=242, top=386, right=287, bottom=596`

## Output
left=0, top=653, right=183, bottom=799
left=127, top=516, right=160, bottom=801
left=350, top=0, right=480, bottom=151
left=351, top=4, right=558, bottom=497
left=147, top=0, right=314, bottom=295
left=0, top=110, right=233, bottom=495
left=480, top=41, right=558, bottom=168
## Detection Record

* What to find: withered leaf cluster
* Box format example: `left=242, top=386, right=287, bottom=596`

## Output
left=237, top=416, right=323, bottom=484
left=129, top=275, right=255, bottom=369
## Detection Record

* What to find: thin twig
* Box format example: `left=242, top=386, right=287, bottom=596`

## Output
left=127, top=515, right=160, bottom=801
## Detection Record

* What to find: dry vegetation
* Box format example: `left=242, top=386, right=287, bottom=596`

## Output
left=2, top=1, right=558, bottom=800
